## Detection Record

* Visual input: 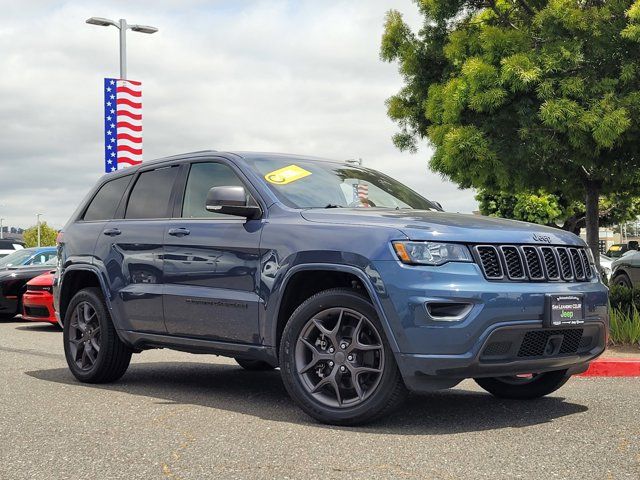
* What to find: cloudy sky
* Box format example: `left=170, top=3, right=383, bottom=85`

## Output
left=0, top=0, right=477, bottom=230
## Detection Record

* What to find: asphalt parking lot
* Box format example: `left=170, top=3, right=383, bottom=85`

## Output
left=1, top=318, right=638, bottom=480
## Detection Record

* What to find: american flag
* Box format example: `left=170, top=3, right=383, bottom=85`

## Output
left=103, top=78, right=143, bottom=173
left=353, top=183, right=370, bottom=206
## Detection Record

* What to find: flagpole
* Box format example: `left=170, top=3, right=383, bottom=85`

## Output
left=119, top=19, right=127, bottom=79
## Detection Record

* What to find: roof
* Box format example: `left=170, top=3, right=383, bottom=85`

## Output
left=101, top=150, right=349, bottom=182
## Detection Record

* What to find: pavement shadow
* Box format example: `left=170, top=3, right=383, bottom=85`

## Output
left=15, top=323, right=61, bottom=333
left=26, top=361, right=588, bottom=434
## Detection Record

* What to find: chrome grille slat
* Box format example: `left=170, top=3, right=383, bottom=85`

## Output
left=500, top=246, right=525, bottom=280
left=556, top=247, right=574, bottom=280
left=569, top=248, right=585, bottom=280
left=475, top=245, right=503, bottom=279
left=474, top=244, right=593, bottom=282
left=540, top=246, right=560, bottom=280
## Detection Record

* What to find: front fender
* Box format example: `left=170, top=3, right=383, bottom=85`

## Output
left=266, top=262, right=400, bottom=353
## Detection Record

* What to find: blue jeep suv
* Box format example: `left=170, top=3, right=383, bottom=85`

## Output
left=54, top=151, right=608, bottom=425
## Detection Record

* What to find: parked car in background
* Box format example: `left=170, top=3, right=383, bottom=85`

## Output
left=605, top=242, right=640, bottom=258
left=55, top=151, right=608, bottom=425
left=22, top=272, right=57, bottom=324
left=599, top=254, right=613, bottom=281
left=0, top=257, right=57, bottom=319
left=0, top=239, right=24, bottom=258
left=610, top=249, right=640, bottom=288
left=0, top=247, right=57, bottom=270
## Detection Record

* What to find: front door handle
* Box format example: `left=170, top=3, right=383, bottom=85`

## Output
left=168, top=227, right=190, bottom=237
left=103, top=228, right=121, bottom=236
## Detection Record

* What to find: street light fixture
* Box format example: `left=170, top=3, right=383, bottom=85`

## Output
left=85, top=16, right=158, bottom=79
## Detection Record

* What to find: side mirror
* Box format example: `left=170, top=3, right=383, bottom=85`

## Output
left=205, top=186, right=262, bottom=219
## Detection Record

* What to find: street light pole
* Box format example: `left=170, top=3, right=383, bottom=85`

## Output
left=86, top=16, right=158, bottom=79
left=36, top=213, right=43, bottom=247
left=0, top=218, right=4, bottom=240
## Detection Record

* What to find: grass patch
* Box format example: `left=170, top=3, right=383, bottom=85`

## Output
left=609, top=305, right=640, bottom=347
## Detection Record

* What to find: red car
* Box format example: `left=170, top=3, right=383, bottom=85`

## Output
left=22, top=273, right=57, bottom=325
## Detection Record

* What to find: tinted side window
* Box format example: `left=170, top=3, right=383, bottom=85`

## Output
left=125, top=166, right=179, bottom=219
left=83, top=175, right=132, bottom=221
left=182, top=162, right=251, bottom=218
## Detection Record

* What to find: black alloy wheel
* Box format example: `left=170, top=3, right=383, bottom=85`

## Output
left=280, top=288, right=407, bottom=425
left=63, top=288, right=132, bottom=383
left=294, top=306, right=385, bottom=408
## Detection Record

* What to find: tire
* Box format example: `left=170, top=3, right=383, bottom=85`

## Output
left=279, top=288, right=407, bottom=425
left=63, top=287, right=132, bottom=383
left=613, top=273, right=632, bottom=289
left=235, top=358, right=275, bottom=371
left=474, top=369, right=571, bottom=399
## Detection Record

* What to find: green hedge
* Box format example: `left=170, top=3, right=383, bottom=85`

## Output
left=608, top=285, right=640, bottom=346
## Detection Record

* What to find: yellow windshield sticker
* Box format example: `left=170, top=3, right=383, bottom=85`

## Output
left=610, top=245, right=621, bottom=250
left=264, top=164, right=312, bottom=185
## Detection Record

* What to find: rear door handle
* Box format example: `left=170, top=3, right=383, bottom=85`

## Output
left=168, top=228, right=190, bottom=237
left=103, top=228, right=121, bottom=236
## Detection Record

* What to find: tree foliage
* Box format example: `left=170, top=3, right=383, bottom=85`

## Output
left=477, top=189, right=640, bottom=233
left=381, top=0, right=640, bottom=259
left=23, top=222, right=58, bottom=248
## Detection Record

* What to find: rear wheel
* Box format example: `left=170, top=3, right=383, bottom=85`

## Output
left=235, top=358, right=275, bottom=371
left=63, top=288, right=132, bottom=383
left=280, top=288, right=407, bottom=425
left=474, top=370, right=571, bottom=399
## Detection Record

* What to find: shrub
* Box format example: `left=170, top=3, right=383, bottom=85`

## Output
left=609, top=305, right=640, bottom=347
left=608, top=284, right=640, bottom=314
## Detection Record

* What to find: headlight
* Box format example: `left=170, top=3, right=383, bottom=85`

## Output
left=393, top=241, right=472, bottom=266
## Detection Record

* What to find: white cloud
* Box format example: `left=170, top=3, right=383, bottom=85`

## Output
left=0, top=0, right=477, bottom=230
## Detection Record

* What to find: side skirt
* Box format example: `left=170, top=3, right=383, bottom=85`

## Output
left=118, top=330, right=278, bottom=366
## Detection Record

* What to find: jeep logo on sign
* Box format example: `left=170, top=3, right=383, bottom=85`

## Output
left=533, top=233, right=552, bottom=243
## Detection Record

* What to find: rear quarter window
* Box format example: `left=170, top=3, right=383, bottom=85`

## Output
left=125, top=166, right=179, bottom=219
left=83, top=175, right=132, bottom=221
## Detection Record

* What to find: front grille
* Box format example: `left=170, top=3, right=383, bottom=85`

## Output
left=476, top=246, right=503, bottom=278
left=482, top=341, right=512, bottom=356
left=517, top=329, right=584, bottom=357
left=474, top=244, right=594, bottom=282
left=24, top=306, right=50, bottom=318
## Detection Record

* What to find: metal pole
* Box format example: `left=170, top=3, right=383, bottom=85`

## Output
left=36, top=214, right=42, bottom=247
left=0, top=218, right=3, bottom=239
left=119, top=18, right=127, bottom=79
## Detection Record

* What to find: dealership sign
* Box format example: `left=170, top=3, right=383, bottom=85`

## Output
left=103, top=78, right=143, bottom=173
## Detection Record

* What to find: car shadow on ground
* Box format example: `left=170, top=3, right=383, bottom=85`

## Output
left=15, top=323, right=60, bottom=333
left=26, top=361, right=588, bottom=434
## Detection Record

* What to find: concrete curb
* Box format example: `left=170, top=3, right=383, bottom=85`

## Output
left=579, top=358, right=640, bottom=377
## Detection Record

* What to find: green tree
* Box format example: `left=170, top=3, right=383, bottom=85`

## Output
left=23, top=222, right=58, bottom=248
left=381, top=0, right=640, bottom=264
left=477, top=189, right=640, bottom=233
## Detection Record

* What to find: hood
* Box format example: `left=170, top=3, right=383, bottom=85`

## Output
left=0, top=265, right=55, bottom=280
left=27, top=273, right=54, bottom=286
left=300, top=209, right=584, bottom=246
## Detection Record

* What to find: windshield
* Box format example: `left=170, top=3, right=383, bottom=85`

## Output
left=246, top=157, right=440, bottom=210
left=0, top=249, right=33, bottom=268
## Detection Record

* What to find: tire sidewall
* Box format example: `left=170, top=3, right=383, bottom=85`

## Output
left=280, top=289, right=401, bottom=424
left=63, top=288, right=111, bottom=382
left=614, top=274, right=632, bottom=288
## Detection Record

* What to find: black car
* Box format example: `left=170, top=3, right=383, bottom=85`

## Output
left=0, top=259, right=57, bottom=319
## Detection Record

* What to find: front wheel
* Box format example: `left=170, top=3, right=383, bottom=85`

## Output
left=63, top=288, right=132, bottom=383
left=474, top=370, right=571, bottom=399
left=279, top=288, right=407, bottom=425
left=612, top=273, right=632, bottom=289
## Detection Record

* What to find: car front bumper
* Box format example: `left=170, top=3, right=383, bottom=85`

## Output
left=371, top=260, right=609, bottom=392
left=22, top=291, right=57, bottom=323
